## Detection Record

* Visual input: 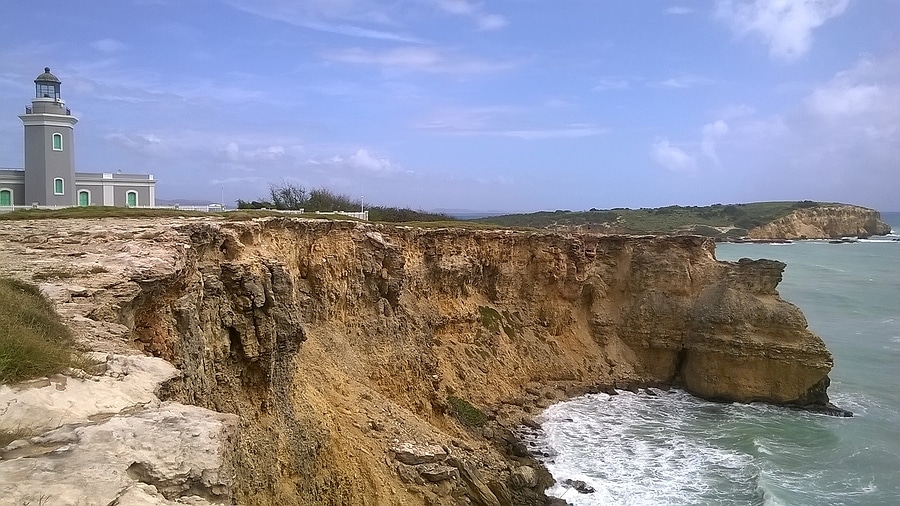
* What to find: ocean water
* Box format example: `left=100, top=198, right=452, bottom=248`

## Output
left=528, top=212, right=900, bottom=505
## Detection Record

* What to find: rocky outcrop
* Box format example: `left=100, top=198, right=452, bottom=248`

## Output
left=0, top=354, right=237, bottom=505
left=0, top=217, right=842, bottom=505
left=748, top=204, right=891, bottom=240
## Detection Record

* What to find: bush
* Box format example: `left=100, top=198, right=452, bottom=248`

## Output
left=0, top=277, right=83, bottom=384
left=447, top=395, right=488, bottom=427
left=242, top=182, right=457, bottom=222
left=368, top=207, right=454, bottom=222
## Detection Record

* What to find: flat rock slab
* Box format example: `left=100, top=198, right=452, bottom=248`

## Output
left=391, top=442, right=449, bottom=465
left=0, top=354, right=180, bottom=434
left=0, top=402, right=238, bottom=505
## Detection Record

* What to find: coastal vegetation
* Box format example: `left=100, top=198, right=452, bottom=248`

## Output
left=237, top=182, right=455, bottom=223
left=447, top=395, right=488, bottom=428
left=475, top=200, right=829, bottom=237
left=0, top=277, right=85, bottom=384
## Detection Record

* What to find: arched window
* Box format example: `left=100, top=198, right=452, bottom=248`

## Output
left=126, top=191, right=138, bottom=207
left=0, top=188, right=12, bottom=207
left=53, top=178, right=64, bottom=195
left=78, top=190, right=90, bottom=207
left=52, top=133, right=63, bottom=151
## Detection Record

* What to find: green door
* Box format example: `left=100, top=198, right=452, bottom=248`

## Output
left=126, top=192, right=137, bottom=207
left=78, top=191, right=89, bottom=206
left=0, top=190, right=10, bottom=207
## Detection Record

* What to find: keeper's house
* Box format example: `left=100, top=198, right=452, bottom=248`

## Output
left=0, top=67, right=156, bottom=209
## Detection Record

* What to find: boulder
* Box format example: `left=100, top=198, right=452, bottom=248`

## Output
left=417, top=463, right=459, bottom=483
left=390, top=442, right=449, bottom=465
left=510, top=465, right=538, bottom=489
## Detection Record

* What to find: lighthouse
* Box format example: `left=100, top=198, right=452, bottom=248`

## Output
left=19, top=67, right=78, bottom=206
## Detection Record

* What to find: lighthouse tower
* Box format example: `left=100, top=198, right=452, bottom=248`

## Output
left=19, top=67, right=78, bottom=206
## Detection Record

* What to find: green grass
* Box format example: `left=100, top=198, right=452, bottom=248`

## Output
left=0, top=277, right=86, bottom=384
left=477, top=306, right=518, bottom=338
left=447, top=395, right=488, bottom=428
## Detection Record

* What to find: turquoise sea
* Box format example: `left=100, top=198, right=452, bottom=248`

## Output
left=530, top=212, right=900, bottom=505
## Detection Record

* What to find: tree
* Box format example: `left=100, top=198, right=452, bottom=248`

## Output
left=269, top=181, right=306, bottom=210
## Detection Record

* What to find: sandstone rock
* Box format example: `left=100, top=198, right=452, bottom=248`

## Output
left=0, top=217, right=845, bottom=506
left=510, top=465, right=538, bottom=488
left=448, top=457, right=502, bottom=506
left=0, top=402, right=238, bottom=505
left=391, top=442, right=449, bottom=465
left=417, top=463, right=459, bottom=482
left=0, top=353, right=181, bottom=434
left=487, top=479, right=514, bottom=506
left=748, top=205, right=892, bottom=240
left=396, top=463, right=425, bottom=485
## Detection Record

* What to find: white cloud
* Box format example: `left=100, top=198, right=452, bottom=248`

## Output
left=90, top=39, right=127, bottom=53
left=659, top=74, right=716, bottom=89
left=417, top=106, right=605, bottom=139
left=105, top=132, right=170, bottom=157
left=799, top=54, right=900, bottom=141
left=220, top=0, right=424, bottom=43
left=701, top=120, right=730, bottom=163
left=293, top=20, right=425, bottom=43
left=715, top=0, right=849, bottom=61
left=348, top=149, right=403, bottom=174
left=436, top=0, right=507, bottom=30
left=710, top=52, right=900, bottom=206
left=324, top=46, right=515, bottom=74
left=806, top=84, right=881, bottom=118
left=651, top=139, right=697, bottom=174
left=220, top=142, right=287, bottom=163
left=477, top=14, right=507, bottom=31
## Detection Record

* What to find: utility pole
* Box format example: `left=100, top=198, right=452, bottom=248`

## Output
left=360, top=195, right=364, bottom=213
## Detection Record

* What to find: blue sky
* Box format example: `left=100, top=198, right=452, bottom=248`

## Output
left=1, top=1, right=898, bottom=212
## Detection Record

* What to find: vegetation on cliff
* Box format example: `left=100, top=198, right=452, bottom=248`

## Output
left=0, top=278, right=83, bottom=384
left=237, top=182, right=455, bottom=223
left=474, top=200, right=828, bottom=237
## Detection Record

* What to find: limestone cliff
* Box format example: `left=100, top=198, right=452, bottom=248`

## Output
left=0, top=217, right=842, bottom=505
left=748, top=204, right=891, bottom=240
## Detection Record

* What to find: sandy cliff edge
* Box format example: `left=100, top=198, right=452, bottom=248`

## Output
left=0, top=217, right=844, bottom=505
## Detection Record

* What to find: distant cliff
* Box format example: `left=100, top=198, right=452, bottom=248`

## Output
left=0, top=217, right=843, bottom=505
left=475, top=201, right=892, bottom=241
left=747, top=204, right=892, bottom=240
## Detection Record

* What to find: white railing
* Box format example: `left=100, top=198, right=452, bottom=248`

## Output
left=315, top=210, right=368, bottom=220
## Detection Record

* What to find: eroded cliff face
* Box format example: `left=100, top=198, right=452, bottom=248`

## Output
left=0, top=217, right=839, bottom=505
left=748, top=204, right=891, bottom=240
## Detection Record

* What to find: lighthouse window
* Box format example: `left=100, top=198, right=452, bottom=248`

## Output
left=52, top=133, right=63, bottom=151
left=37, top=83, right=58, bottom=99
left=53, top=178, right=64, bottom=195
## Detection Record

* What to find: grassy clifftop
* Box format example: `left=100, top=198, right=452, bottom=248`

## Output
left=0, top=278, right=86, bottom=384
left=474, top=201, right=829, bottom=238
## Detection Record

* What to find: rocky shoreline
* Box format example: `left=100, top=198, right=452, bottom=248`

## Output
left=0, top=217, right=844, bottom=504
